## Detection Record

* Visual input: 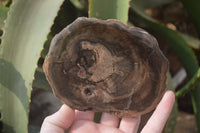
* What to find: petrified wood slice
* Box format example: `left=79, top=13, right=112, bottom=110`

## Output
left=43, top=17, right=169, bottom=117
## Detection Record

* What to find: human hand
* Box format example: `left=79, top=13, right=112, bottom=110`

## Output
left=40, top=91, right=175, bottom=133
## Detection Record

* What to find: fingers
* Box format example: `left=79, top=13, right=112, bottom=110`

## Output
left=119, top=116, right=141, bottom=133
left=141, top=91, right=175, bottom=133
left=68, top=120, right=123, bottom=133
left=75, top=110, right=95, bottom=121
left=40, top=104, right=75, bottom=133
left=100, top=113, right=120, bottom=127
left=41, top=91, right=174, bottom=133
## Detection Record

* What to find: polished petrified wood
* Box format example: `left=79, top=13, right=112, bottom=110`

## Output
left=43, top=17, right=169, bottom=117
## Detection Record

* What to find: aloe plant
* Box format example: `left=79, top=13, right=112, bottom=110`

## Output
left=130, top=0, right=200, bottom=131
left=0, top=0, right=64, bottom=132
left=89, top=0, right=130, bottom=24
left=0, top=0, right=200, bottom=133
left=0, top=5, right=8, bottom=29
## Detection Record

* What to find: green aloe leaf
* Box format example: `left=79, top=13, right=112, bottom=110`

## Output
left=34, top=0, right=80, bottom=93
left=180, top=0, right=200, bottom=36
left=89, top=0, right=130, bottom=24
left=40, top=34, right=53, bottom=59
left=0, top=5, right=8, bottom=29
left=130, top=3, right=198, bottom=75
left=0, top=0, right=64, bottom=132
left=130, top=1, right=200, bottom=131
left=70, top=0, right=88, bottom=10
left=178, top=32, right=200, bottom=50
left=176, top=68, right=200, bottom=98
left=32, top=68, right=51, bottom=92
left=40, top=0, right=78, bottom=60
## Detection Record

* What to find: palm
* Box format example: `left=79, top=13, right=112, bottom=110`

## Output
left=68, top=111, right=139, bottom=133
left=41, top=91, right=175, bottom=133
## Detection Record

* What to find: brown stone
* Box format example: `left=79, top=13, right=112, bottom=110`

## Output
left=43, top=17, right=169, bottom=117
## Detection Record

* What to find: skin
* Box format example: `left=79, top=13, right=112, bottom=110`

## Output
left=40, top=91, right=175, bottom=133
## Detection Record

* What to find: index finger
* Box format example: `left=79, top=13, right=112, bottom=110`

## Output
left=141, top=91, right=175, bottom=133
left=40, top=104, right=75, bottom=133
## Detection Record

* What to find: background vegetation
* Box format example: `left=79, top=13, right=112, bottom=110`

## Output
left=0, top=0, right=200, bottom=132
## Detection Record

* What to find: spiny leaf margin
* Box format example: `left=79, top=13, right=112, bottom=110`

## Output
left=0, top=0, right=64, bottom=132
left=0, top=5, right=8, bottom=30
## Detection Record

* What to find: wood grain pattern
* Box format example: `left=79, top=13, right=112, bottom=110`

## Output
left=43, top=17, right=169, bottom=117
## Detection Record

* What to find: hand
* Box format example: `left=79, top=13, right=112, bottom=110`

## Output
left=40, top=91, right=175, bottom=133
